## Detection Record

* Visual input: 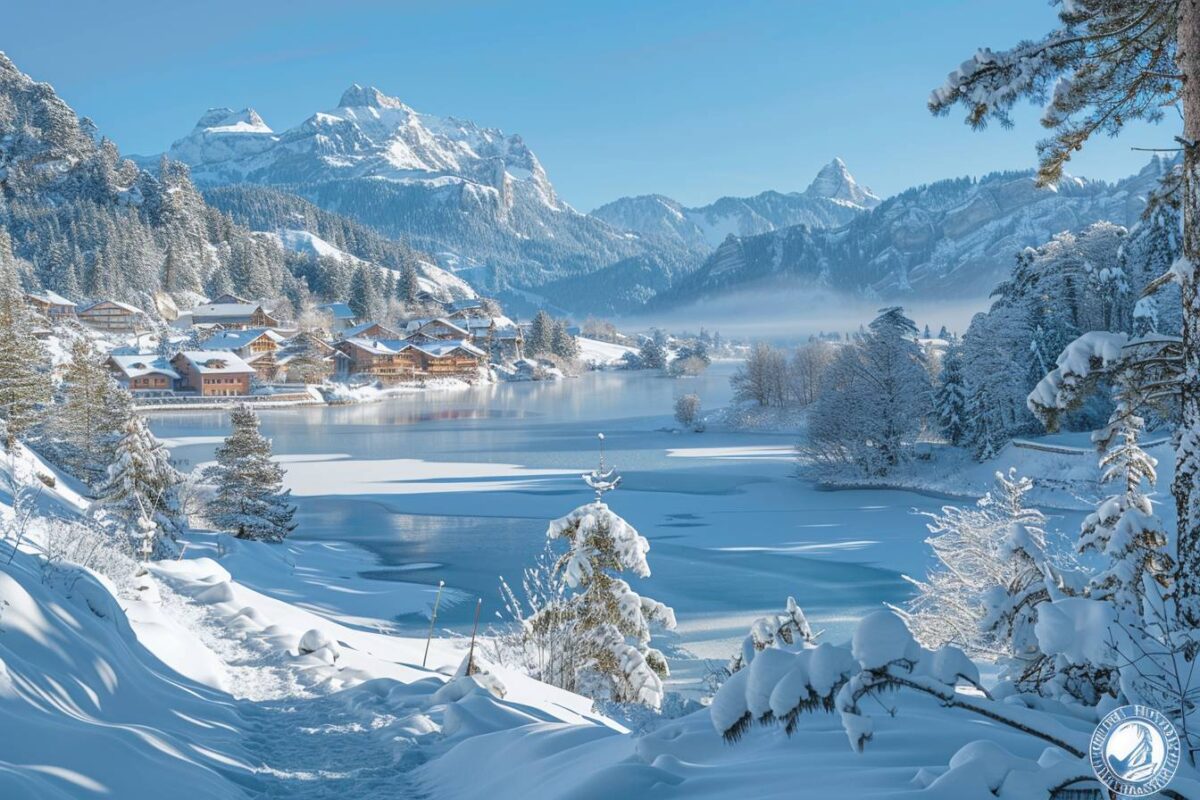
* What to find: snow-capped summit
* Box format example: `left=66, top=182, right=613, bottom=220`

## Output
left=592, top=161, right=881, bottom=253
left=804, top=157, right=880, bottom=209
left=154, top=85, right=695, bottom=314
left=166, top=107, right=278, bottom=173
left=165, top=84, right=566, bottom=208
left=337, top=83, right=406, bottom=110
left=191, top=107, right=273, bottom=134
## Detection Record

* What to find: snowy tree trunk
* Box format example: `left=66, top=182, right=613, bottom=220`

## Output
left=1176, top=0, right=1200, bottom=624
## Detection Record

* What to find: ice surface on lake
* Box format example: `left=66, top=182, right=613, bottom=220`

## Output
left=149, top=365, right=984, bottom=692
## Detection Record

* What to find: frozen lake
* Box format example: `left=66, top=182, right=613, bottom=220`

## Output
left=149, top=363, right=950, bottom=691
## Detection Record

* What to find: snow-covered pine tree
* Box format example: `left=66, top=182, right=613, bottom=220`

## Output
left=93, top=415, right=185, bottom=555
left=934, top=344, right=967, bottom=446
left=1126, top=179, right=1183, bottom=337
left=550, top=320, right=579, bottom=360
left=397, top=249, right=421, bottom=306
left=930, top=0, right=1200, bottom=623
left=203, top=404, right=296, bottom=542
left=1080, top=378, right=1174, bottom=614
left=0, top=229, right=52, bottom=445
left=534, top=445, right=676, bottom=708
left=527, top=311, right=554, bottom=356
left=348, top=264, right=383, bottom=322
left=53, top=335, right=133, bottom=485
left=637, top=335, right=667, bottom=372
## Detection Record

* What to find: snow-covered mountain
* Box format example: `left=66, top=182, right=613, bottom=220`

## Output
left=591, top=158, right=878, bottom=250
left=152, top=86, right=698, bottom=313
left=804, top=157, right=881, bottom=209
left=650, top=159, right=1168, bottom=310
left=0, top=53, right=470, bottom=312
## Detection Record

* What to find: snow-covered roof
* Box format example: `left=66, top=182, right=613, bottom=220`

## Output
left=26, top=290, right=75, bottom=307
left=174, top=350, right=256, bottom=374
left=457, top=316, right=520, bottom=335
left=340, top=337, right=414, bottom=356
left=317, top=302, right=356, bottom=320
left=448, top=299, right=484, bottom=312
left=342, top=321, right=400, bottom=339
left=198, top=328, right=284, bottom=351
left=190, top=303, right=272, bottom=321
left=338, top=336, right=481, bottom=359
left=405, top=318, right=471, bottom=337
left=79, top=299, right=142, bottom=314
left=412, top=340, right=485, bottom=358
left=108, top=354, right=180, bottom=380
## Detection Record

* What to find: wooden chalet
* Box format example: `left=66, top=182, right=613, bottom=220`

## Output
left=25, top=290, right=76, bottom=321
left=276, top=334, right=349, bottom=383
left=189, top=303, right=279, bottom=330
left=335, top=338, right=422, bottom=384
left=107, top=354, right=179, bottom=395
left=78, top=299, right=144, bottom=332
left=459, top=316, right=523, bottom=361
left=412, top=340, right=486, bottom=376
left=445, top=299, right=485, bottom=321
left=170, top=351, right=256, bottom=396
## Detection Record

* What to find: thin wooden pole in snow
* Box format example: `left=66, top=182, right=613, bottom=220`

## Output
left=467, top=597, right=482, bottom=676
left=421, top=579, right=445, bottom=669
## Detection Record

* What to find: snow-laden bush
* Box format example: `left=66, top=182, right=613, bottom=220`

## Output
left=492, top=544, right=585, bottom=693
left=725, top=596, right=816, bottom=676
left=708, top=609, right=1142, bottom=798
left=672, top=393, right=701, bottom=429
left=899, top=468, right=1118, bottom=704
left=900, top=470, right=1056, bottom=661
left=712, top=611, right=989, bottom=747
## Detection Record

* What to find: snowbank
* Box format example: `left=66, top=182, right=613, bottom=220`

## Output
left=577, top=337, right=638, bottom=369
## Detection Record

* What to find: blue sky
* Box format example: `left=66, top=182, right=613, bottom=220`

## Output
left=5, top=0, right=1170, bottom=210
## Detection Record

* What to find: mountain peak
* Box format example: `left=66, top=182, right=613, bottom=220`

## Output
left=192, top=107, right=272, bottom=134
left=804, top=158, right=880, bottom=208
left=338, top=84, right=405, bottom=110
